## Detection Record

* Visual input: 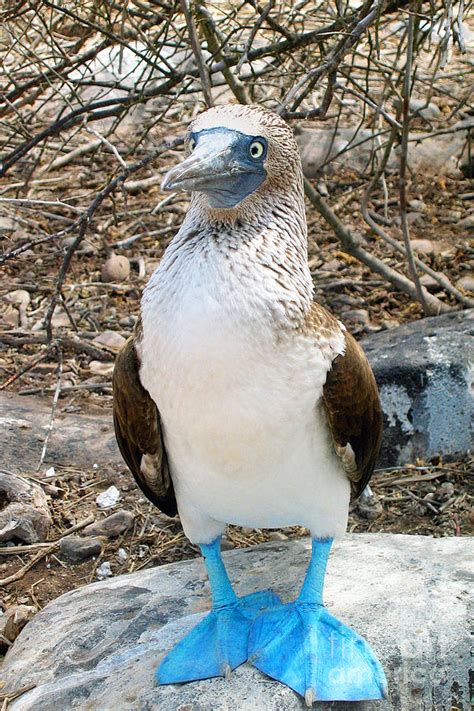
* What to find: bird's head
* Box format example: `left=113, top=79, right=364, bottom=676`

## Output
left=161, top=104, right=302, bottom=213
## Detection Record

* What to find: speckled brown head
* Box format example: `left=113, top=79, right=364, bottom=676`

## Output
left=161, top=104, right=303, bottom=216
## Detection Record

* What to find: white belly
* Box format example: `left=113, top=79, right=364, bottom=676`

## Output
left=139, top=251, right=349, bottom=543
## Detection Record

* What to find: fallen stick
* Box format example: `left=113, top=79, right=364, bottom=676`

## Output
left=19, top=382, right=112, bottom=396
left=0, top=546, right=56, bottom=587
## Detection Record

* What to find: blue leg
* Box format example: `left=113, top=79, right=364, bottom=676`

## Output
left=157, top=537, right=281, bottom=684
left=248, top=538, right=387, bottom=704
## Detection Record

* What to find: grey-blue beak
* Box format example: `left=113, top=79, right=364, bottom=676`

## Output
left=161, top=129, right=267, bottom=209
left=161, top=134, right=236, bottom=193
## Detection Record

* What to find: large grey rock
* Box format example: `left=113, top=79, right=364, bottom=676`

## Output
left=297, top=120, right=471, bottom=177
left=0, top=392, right=121, bottom=474
left=0, top=534, right=471, bottom=710
left=362, top=309, right=473, bottom=467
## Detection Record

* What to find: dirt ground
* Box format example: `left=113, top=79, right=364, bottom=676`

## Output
left=0, top=117, right=473, bottom=659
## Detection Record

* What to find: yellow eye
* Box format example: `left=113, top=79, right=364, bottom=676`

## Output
left=189, top=137, right=196, bottom=151
left=249, top=140, right=265, bottom=160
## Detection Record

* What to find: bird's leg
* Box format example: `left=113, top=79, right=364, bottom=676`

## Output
left=157, top=536, right=280, bottom=685
left=249, top=538, right=387, bottom=705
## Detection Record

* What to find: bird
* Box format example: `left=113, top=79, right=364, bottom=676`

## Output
left=112, top=103, right=387, bottom=705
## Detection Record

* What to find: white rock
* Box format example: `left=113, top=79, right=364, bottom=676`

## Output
left=117, top=548, right=128, bottom=563
left=1, top=305, right=19, bottom=328
left=0, top=216, right=19, bottom=234
left=96, top=485, right=121, bottom=509
left=96, top=561, right=113, bottom=580
left=408, top=199, right=426, bottom=211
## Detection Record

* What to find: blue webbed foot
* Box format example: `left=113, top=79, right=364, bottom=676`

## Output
left=249, top=601, right=387, bottom=703
left=248, top=536, right=387, bottom=704
left=157, top=589, right=281, bottom=684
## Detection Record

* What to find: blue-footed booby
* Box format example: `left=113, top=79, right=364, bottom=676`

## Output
left=113, top=104, right=387, bottom=704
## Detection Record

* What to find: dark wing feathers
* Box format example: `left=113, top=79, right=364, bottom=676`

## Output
left=322, top=325, right=382, bottom=498
left=112, top=334, right=177, bottom=517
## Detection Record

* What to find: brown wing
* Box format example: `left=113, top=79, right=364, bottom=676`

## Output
left=112, top=331, right=177, bottom=517
left=322, top=327, right=382, bottom=498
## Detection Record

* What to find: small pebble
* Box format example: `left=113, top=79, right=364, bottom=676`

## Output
left=269, top=531, right=288, bottom=541
left=408, top=199, right=426, bottom=211
left=117, top=548, right=128, bottom=563
left=455, top=275, right=474, bottom=293
left=59, top=535, right=103, bottom=563
left=420, top=274, right=441, bottom=291
left=96, top=485, right=121, bottom=509
left=0, top=605, right=37, bottom=652
left=92, top=331, right=126, bottom=353
left=343, top=309, right=370, bottom=326
left=406, top=212, right=424, bottom=225
left=83, top=510, right=134, bottom=538
left=101, top=254, right=130, bottom=283
left=96, top=562, right=113, bottom=580
left=220, top=538, right=234, bottom=551
left=89, top=360, right=114, bottom=376
left=456, top=214, right=474, bottom=231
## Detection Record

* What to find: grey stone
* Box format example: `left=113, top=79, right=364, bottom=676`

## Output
left=296, top=120, right=471, bottom=178
left=439, top=209, right=462, bottom=224
left=92, top=330, right=126, bottom=353
left=343, top=309, right=370, bottom=326
left=419, top=273, right=441, bottom=291
left=456, top=275, right=474, bottom=293
left=409, top=238, right=435, bottom=254
left=456, top=214, right=474, bottom=231
left=0, top=535, right=471, bottom=710
left=0, top=471, right=51, bottom=544
left=405, top=212, right=424, bottom=225
left=361, top=309, right=474, bottom=467
left=59, top=535, right=103, bottom=563
left=407, top=199, right=426, bottom=212
left=408, top=99, right=441, bottom=121
left=96, top=561, right=113, bottom=580
left=0, top=393, right=122, bottom=475
left=101, top=254, right=130, bottom=283
left=83, top=510, right=134, bottom=538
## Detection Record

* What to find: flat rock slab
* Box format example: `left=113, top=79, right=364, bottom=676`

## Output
left=362, top=309, right=474, bottom=467
left=0, top=392, right=121, bottom=474
left=1, top=534, right=471, bottom=710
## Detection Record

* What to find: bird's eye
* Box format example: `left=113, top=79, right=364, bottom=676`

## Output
left=249, top=140, right=265, bottom=160
left=189, top=137, right=197, bottom=151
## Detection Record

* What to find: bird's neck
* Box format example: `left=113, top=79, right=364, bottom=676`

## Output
left=157, top=183, right=313, bottom=329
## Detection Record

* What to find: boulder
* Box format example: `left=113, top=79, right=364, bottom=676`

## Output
left=296, top=121, right=471, bottom=177
left=0, top=392, right=122, bottom=474
left=0, top=534, right=471, bottom=710
left=362, top=309, right=473, bottom=467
